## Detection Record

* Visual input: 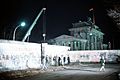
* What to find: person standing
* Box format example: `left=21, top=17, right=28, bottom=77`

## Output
left=63, top=56, right=66, bottom=65
left=58, top=57, right=61, bottom=66
left=100, top=56, right=105, bottom=71
left=61, top=55, right=64, bottom=66
left=45, top=55, right=49, bottom=67
left=42, top=56, right=47, bottom=70
left=67, top=55, right=70, bottom=65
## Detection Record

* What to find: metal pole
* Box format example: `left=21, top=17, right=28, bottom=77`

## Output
left=13, top=25, right=20, bottom=40
left=43, top=9, right=46, bottom=42
left=92, top=10, right=95, bottom=24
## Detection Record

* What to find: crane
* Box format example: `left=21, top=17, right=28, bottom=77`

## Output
left=22, top=8, right=46, bottom=42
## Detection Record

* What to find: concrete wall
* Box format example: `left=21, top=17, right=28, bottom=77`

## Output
left=68, top=50, right=120, bottom=63
left=0, top=40, right=41, bottom=71
left=0, top=40, right=70, bottom=71
left=0, top=39, right=119, bottom=71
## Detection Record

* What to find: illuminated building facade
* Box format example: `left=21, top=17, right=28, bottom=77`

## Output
left=48, top=20, right=108, bottom=50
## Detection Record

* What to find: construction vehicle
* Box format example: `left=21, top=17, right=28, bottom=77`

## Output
left=22, top=8, right=46, bottom=42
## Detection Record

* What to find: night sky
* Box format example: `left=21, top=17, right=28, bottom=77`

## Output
left=0, top=0, right=120, bottom=49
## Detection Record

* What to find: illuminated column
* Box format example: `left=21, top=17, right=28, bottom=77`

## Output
left=92, top=36, right=95, bottom=50
left=71, top=41, right=73, bottom=50
left=65, top=42, right=67, bottom=46
left=87, top=41, right=90, bottom=50
left=93, top=35, right=95, bottom=50
left=83, top=42, right=86, bottom=50
left=81, top=42, right=84, bottom=50
left=91, top=43, right=94, bottom=50
left=94, top=36, right=97, bottom=50
left=56, top=42, right=58, bottom=45
left=76, top=42, right=79, bottom=50
left=83, top=42, right=85, bottom=50
left=62, top=41, right=64, bottom=46
left=96, top=36, right=99, bottom=49
left=64, top=41, right=66, bottom=46
left=90, top=35, right=92, bottom=50
left=78, top=42, right=80, bottom=50
left=74, top=41, right=77, bottom=50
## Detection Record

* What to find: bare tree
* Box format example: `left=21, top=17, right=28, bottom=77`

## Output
left=104, top=0, right=120, bottom=29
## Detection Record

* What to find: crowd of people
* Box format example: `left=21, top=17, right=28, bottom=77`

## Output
left=41, top=54, right=106, bottom=72
left=41, top=55, right=70, bottom=70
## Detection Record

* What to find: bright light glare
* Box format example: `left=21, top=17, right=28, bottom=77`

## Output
left=90, top=33, right=92, bottom=35
left=20, top=22, right=26, bottom=27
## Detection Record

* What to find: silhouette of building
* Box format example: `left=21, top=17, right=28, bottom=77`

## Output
left=48, top=19, right=108, bottom=50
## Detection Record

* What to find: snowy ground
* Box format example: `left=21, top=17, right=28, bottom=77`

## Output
left=0, top=63, right=120, bottom=80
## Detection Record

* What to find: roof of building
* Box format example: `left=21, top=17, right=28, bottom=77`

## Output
left=52, top=34, right=87, bottom=42
left=72, top=21, right=90, bottom=28
left=72, top=20, right=99, bottom=29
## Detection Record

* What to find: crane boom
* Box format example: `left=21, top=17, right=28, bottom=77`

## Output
left=22, top=8, right=46, bottom=42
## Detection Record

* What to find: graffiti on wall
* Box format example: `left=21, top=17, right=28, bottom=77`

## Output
left=0, top=55, right=9, bottom=60
left=68, top=50, right=119, bottom=63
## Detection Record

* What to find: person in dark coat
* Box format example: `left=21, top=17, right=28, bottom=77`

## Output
left=58, top=57, right=61, bottom=66
left=67, top=55, right=70, bottom=65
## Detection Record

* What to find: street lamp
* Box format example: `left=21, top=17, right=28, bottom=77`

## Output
left=43, top=33, right=46, bottom=42
left=13, top=22, right=26, bottom=40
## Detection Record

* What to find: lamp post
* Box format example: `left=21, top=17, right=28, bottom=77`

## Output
left=43, top=33, right=46, bottom=42
left=13, top=22, right=25, bottom=40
